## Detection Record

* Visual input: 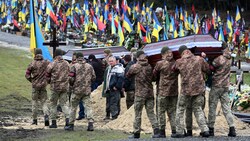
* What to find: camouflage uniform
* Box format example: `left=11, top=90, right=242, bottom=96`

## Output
left=185, top=93, right=206, bottom=132
left=127, top=58, right=159, bottom=134
left=25, top=54, right=50, bottom=120
left=68, top=58, right=96, bottom=124
left=153, top=57, right=178, bottom=132
left=46, top=56, right=70, bottom=120
left=174, top=50, right=210, bottom=134
left=208, top=51, right=234, bottom=128
left=68, top=59, right=77, bottom=102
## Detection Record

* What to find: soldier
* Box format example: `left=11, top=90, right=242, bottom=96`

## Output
left=102, top=49, right=112, bottom=69
left=68, top=52, right=77, bottom=102
left=65, top=52, right=96, bottom=131
left=68, top=53, right=85, bottom=121
left=127, top=51, right=160, bottom=139
left=207, top=44, right=236, bottom=137
left=123, top=55, right=135, bottom=109
left=46, top=49, right=70, bottom=128
left=172, top=45, right=210, bottom=138
left=25, top=48, right=50, bottom=126
left=153, top=46, right=179, bottom=138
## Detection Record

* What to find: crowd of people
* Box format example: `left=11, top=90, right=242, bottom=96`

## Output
left=25, top=41, right=237, bottom=138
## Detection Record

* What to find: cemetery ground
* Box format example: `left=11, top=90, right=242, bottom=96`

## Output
left=0, top=47, right=250, bottom=141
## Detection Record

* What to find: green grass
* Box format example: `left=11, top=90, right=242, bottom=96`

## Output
left=0, top=47, right=32, bottom=99
left=230, top=73, right=250, bottom=86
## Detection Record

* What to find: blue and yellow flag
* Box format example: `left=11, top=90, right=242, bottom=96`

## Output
left=235, top=6, right=241, bottom=22
left=30, top=0, right=52, bottom=61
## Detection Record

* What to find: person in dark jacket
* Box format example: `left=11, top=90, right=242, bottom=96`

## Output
left=88, top=54, right=104, bottom=90
left=123, top=55, right=136, bottom=109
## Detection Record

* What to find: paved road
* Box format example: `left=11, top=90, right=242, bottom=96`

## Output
left=0, top=31, right=76, bottom=52
left=0, top=31, right=250, bottom=71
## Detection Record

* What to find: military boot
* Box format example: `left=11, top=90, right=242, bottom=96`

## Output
left=128, top=133, right=140, bottom=139
left=159, top=129, right=166, bottom=138
left=49, top=120, right=57, bottom=128
left=44, top=115, right=49, bottom=126
left=87, top=122, right=94, bottom=131
left=64, top=124, right=74, bottom=131
left=209, top=127, right=214, bottom=136
left=228, top=127, right=236, bottom=137
left=185, top=130, right=192, bottom=136
left=32, top=119, right=37, bottom=125
left=65, top=118, right=69, bottom=126
left=171, top=130, right=176, bottom=137
left=152, top=128, right=161, bottom=138
left=171, top=131, right=185, bottom=138
left=200, top=131, right=210, bottom=137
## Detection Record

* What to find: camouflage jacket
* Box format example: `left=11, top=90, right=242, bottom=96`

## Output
left=127, top=59, right=154, bottom=98
left=154, top=57, right=178, bottom=97
left=69, top=59, right=96, bottom=95
left=212, top=51, right=231, bottom=88
left=174, top=50, right=210, bottom=96
left=46, top=56, right=70, bottom=92
left=25, top=54, right=50, bottom=89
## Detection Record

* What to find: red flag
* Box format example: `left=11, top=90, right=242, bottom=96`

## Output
left=192, top=4, right=196, bottom=18
left=13, top=19, right=19, bottom=29
left=97, top=16, right=106, bottom=31
left=245, top=33, right=249, bottom=44
left=139, top=23, right=146, bottom=33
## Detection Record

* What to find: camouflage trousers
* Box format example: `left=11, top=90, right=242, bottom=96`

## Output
left=49, top=90, right=69, bottom=120
left=133, top=96, right=159, bottom=133
left=69, top=94, right=94, bottom=124
left=208, top=86, right=234, bottom=128
left=176, top=94, right=209, bottom=134
left=126, top=91, right=135, bottom=109
left=186, top=94, right=206, bottom=131
left=32, top=88, right=49, bottom=120
left=157, top=95, right=178, bottom=131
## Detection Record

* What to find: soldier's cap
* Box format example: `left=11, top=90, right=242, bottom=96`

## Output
left=104, top=49, right=112, bottom=55
left=54, top=49, right=62, bottom=57
left=35, top=48, right=42, bottom=55
left=136, top=50, right=145, bottom=58
left=76, top=52, right=84, bottom=59
left=178, top=45, right=188, bottom=55
left=161, top=46, right=170, bottom=54
left=130, top=47, right=137, bottom=53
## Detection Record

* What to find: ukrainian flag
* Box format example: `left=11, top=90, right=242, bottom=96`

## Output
left=30, top=0, right=52, bottom=61
left=235, top=6, right=241, bottom=22
left=123, top=14, right=133, bottom=33
left=118, top=22, right=124, bottom=46
left=218, top=27, right=225, bottom=41
left=227, top=12, right=233, bottom=37
left=46, top=0, right=58, bottom=25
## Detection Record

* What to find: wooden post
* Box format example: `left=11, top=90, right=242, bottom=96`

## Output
left=43, top=28, right=66, bottom=58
